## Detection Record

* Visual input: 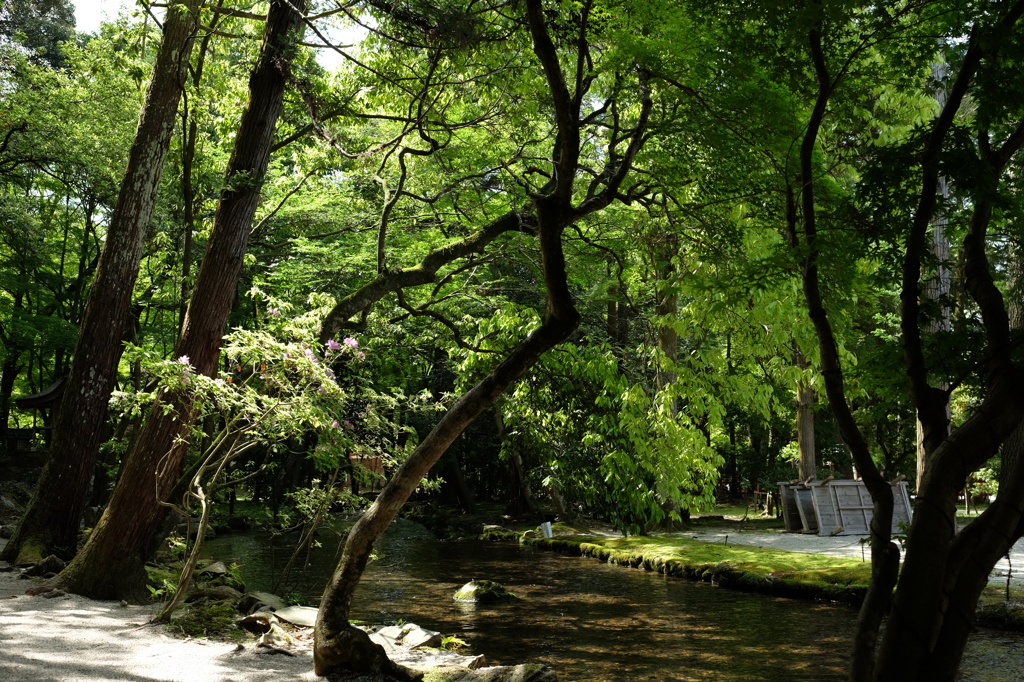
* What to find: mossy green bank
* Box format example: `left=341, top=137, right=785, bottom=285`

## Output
left=482, top=528, right=1024, bottom=631
left=501, top=532, right=872, bottom=604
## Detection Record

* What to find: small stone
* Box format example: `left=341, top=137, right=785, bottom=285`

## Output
left=238, top=613, right=274, bottom=634
left=376, top=625, right=405, bottom=641
left=255, top=642, right=294, bottom=656
left=257, top=623, right=292, bottom=648
left=423, top=663, right=556, bottom=681
left=403, top=626, right=443, bottom=649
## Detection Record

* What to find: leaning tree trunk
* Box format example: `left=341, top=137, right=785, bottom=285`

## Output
left=29, top=0, right=306, bottom=601
left=0, top=0, right=200, bottom=566
left=314, top=198, right=581, bottom=677
left=313, top=0, right=653, bottom=674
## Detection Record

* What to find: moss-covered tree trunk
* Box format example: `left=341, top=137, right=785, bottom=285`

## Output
left=0, top=0, right=200, bottom=566
left=28, top=0, right=307, bottom=600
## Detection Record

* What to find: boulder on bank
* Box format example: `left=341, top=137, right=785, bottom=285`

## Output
left=453, top=580, right=518, bottom=603
left=373, top=622, right=443, bottom=649
left=272, top=605, right=319, bottom=627
left=367, top=623, right=486, bottom=672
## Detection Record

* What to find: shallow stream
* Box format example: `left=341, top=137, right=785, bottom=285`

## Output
left=202, top=519, right=1024, bottom=681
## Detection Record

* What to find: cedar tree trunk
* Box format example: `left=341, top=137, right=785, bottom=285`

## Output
left=0, top=0, right=200, bottom=566
left=28, top=0, right=306, bottom=600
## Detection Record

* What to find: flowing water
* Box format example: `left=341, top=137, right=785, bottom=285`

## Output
left=202, top=518, right=1024, bottom=681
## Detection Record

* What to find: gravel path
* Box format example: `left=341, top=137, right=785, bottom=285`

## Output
left=0, top=571, right=322, bottom=682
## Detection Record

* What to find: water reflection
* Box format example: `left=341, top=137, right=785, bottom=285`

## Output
left=202, top=520, right=1020, bottom=681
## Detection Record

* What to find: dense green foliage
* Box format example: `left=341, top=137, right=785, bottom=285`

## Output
left=0, top=0, right=1018, bottom=545
left=3, top=0, right=1024, bottom=678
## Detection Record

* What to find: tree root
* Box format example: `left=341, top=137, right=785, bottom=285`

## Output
left=313, top=625, right=419, bottom=680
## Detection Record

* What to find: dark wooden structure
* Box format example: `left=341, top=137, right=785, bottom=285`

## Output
left=3, top=374, right=67, bottom=454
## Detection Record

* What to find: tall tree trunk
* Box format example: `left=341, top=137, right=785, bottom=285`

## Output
left=444, top=454, right=476, bottom=514
left=794, top=346, right=815, bottom=482
left=873, top=8, right=1024, bottom=675
left=998, top=241, right=1024, bottom=493
left=28, top=0, right=306, bottom=599
left=177, top=7, right=220, bottom=333
left=0, top=0, right=200, bottom=565
left=914, top=56, right=952, bottom=491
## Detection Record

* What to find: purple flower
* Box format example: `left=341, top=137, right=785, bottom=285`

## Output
left=356, top=351, right=366, bottom=361
left=177, top=355, right=191, bottom=366
left=324, top=368, right=336, bottom=379
left=267, top=307, right=280, bottom=317
left=332, top=419, right=340, bottom=429
left=343, top=420, right=353, bottom=430
left=343, top=337, right=359, bottom=349
left=326, top=339, right=341, bottom=351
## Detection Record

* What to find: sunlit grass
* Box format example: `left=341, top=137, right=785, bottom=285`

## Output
left=526, top=534, right=871, bottom=604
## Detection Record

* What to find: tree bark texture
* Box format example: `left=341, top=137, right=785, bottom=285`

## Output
left=915, top=55, right=953, bottom=492
left=29, top=0, right=307, bottom=600
left=313, top=1, right=652, bottom=674
left=0, top=0, right=201, bottom=566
